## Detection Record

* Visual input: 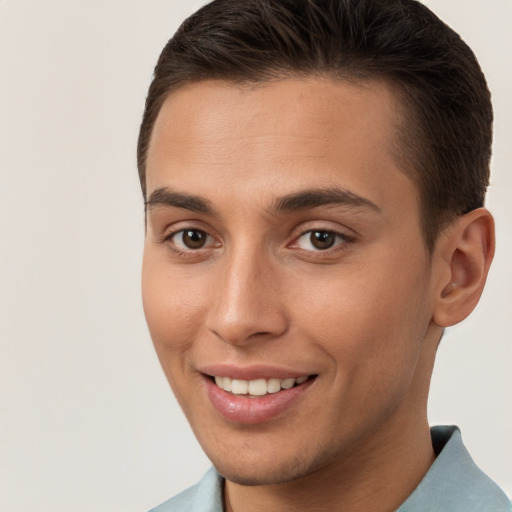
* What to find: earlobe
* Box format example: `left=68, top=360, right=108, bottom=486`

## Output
left=433, top=208, right=495, bottom=328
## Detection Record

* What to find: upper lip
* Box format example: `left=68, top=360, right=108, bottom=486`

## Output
left=199, top=364, right=314, bottom=381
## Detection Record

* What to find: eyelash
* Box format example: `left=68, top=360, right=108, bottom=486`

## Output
left=162, top=227, right=355, bottom=258
left=289, top=229, right=355, bottom=256
left=163, top=228, right=218, bottom=257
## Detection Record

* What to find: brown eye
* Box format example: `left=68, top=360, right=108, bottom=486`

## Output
left=294, top=229, right=349, bottom=252
left=172, top=229, right=211, bottom=250
left=310, top=230, right=336, bottom=250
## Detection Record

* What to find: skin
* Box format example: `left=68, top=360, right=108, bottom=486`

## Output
left=142, top=78, right=494, bottom=512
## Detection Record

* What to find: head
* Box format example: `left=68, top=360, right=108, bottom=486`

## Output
left=138, top=0, right=493, bottom=251
left=139, top=0, right=495, bottom=494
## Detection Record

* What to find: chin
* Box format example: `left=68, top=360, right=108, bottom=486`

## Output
left=206, top=438, right=337, bottom=487
left=215, top=459, right=309, bottom=486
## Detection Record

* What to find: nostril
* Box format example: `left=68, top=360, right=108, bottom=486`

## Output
left=248, top=331, right=272, bottom=339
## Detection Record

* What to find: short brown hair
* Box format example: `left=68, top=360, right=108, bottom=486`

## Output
left=137, top=0, right=493, bottom=250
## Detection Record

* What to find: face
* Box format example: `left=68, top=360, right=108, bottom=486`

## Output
left=142, top=78, right=442, bottom=485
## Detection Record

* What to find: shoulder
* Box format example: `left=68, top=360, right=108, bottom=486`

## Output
left=148, top=467, right=224, bottom=512
left=398, top=426, right=511, bottom=512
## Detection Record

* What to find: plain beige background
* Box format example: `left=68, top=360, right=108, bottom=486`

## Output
left=0, top=1, right=510, bottom=510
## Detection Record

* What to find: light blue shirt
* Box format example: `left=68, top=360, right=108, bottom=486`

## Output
left=149, top=426, right=511, bottom=512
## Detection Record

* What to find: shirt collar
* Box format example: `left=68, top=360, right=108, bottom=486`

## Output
left=396, top=425, right=510, bottom=511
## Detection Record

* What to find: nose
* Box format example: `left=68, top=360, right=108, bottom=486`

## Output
left=206, top=244, right=288, bottom=346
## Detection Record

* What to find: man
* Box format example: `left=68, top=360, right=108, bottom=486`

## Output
left=138, top=0, right=511, bottom=510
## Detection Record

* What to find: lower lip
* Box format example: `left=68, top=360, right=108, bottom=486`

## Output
left=204, top=376, right=315, bottom=424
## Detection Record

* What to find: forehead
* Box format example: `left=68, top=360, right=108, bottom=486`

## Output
left=146, top=77, right=416, bottom=214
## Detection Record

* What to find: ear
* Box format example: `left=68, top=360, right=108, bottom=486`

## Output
left=432, top=208, right=495, bottom=328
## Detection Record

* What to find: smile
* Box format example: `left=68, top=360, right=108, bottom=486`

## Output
left=205, top=373, right=317, bottom=424
left=214, top=376, right=309, bottom=396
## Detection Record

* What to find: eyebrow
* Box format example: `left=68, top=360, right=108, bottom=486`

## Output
left=145, top=187, right=214, bottom=214
left=271, top=187, right=381, bottom=214
left=145, top=185, right=381, bottom=216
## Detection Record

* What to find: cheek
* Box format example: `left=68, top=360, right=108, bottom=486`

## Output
left=141, top=255, right=205, bottom=360
left=141, top=259, right=209, bottom=417
left=293, top=259, right=430, bottom=374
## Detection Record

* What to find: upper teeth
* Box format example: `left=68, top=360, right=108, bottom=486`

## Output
left=214, top=376, right=308, bottom=396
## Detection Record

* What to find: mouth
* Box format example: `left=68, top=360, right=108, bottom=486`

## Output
left=211, top=375, right=313, bottom=397
left=201, top=366, right=318, bottom=423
